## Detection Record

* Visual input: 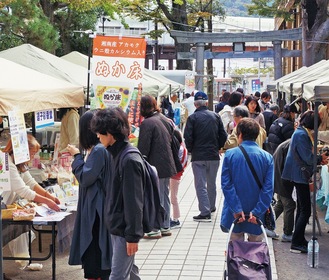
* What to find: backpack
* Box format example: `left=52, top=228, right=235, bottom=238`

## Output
left=118, top=145, right=165, bottom=233
left=159, top=116, right=184, bottom=173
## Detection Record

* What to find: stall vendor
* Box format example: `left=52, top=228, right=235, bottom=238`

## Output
left=2, top=134, right=61, bottom=210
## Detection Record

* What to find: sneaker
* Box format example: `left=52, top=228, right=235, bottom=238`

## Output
left=143, top=230, right=162, bottom=239
left=193, top=214, right=212, bottom=222
left=170, top=219, right=181, bottom=229
left=265, top=228, right=279, bottom=239
left=160, top=228, right=172, bottom=236
left=210, top=207, right=216, bottom=213
left=281, top=234, right=293, bottom=242
left=290, top=244, right=308, bottom=254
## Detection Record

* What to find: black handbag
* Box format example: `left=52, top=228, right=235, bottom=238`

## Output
left=239, top=146, right=276, bottom=230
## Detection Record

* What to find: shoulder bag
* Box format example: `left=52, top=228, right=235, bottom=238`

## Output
left=239, top=145, right=276, bottom=230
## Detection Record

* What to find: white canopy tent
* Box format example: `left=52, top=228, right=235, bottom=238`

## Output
left=279, top=60, right=329, bottom=94
left=303, top=76, right=329, bottom=102
left=0, top=58, right=84, bottom=115
left=0, top=44, right=87, bottom=86
left=61, top=51, right=184, bottom=97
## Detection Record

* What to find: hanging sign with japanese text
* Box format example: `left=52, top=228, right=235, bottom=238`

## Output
left=34, top=109, right=54, bottom=129
left=8, top=110, right=29, bottom=165
left=92, top=36, right=146, bottom=127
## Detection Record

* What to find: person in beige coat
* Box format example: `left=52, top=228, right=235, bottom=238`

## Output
left=58, top=108, right=80, bottom=153
left=223, top=106, right=266, bottom=151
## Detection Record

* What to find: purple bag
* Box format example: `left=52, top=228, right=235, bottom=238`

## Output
left=227, top=240, right=272, bottom=280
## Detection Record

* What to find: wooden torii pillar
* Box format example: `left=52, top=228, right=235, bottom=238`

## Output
left=171, top=28, right=302, bottom=92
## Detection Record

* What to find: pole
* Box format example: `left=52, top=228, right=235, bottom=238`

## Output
left=312, top=102, right=320, bottom=267
left=0, top=195, right=3, bottom=280
left=86, top=32, right=95, bottom=110
left=195, top=42, right=205, bottom=91
left=273, top=40, right=283, bottom=80
left=154, top=21, right=159, bottom=70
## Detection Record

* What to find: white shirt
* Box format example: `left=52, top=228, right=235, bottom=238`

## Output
left=182, top=96, right=196, bottom=116
left=2, top=156, right=37, bottom=205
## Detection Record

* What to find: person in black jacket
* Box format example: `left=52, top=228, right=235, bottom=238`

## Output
left=273, top=139, right=296, bottom=242
left=91, top=107, right=144, bottom=280
left=138, top=95, right=177, bottom=238
left=184, top=91, right=227, bottom=222
left=263, top=103, right=280, bottom=135
left=266, top=104, right=298, bottom=154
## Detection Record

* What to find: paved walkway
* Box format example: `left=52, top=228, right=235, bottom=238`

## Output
left=136, top=162, right=278, bottom=280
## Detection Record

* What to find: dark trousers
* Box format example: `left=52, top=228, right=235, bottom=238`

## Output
left=292, top=183, right=311, bottom=246
left=82, top=214, right=111, bottom=279
left=274, top=194, right=296, bottom=236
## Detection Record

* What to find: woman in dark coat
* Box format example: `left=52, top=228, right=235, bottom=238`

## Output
left=67, top=110, right=112, bottom=280
left=282, top=111, right=328, bottom=253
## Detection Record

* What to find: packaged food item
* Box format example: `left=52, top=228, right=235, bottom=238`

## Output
left=12, top=208, right=36, bottom=221
left=1, top=204, right=17, bottom=220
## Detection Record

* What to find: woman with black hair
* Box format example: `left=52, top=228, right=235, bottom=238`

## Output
left=282, top=110, right=328, bottom=253
left=67, top=110, right=112, bottom=280
left=245, top=95, right=266, bottom=130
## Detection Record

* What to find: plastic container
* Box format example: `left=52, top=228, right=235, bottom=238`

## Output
left=307, top=238, right=319, bottom=268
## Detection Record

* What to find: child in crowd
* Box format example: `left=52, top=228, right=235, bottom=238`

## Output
left=170, top=129, right=188, bottom=228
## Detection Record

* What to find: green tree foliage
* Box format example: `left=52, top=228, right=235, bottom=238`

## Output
left=0, top=0, right=117, bottom=54
left=0, top=0, right=59, bottom=52
left=247, top=0, right=300, bottom=20
left=247, top=0, right=329, bottom=65
left=122, top=0, right=225, bottom=69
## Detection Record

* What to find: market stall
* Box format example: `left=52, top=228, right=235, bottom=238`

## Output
left=0, top=44, right=86, bottom=86
left=301, top=82, right=329, bottom=266
left=280, top=60, right=329, bottom=95
left=0, top=58, right=84, bottom=115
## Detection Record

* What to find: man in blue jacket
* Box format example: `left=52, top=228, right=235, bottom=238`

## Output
left=184, top=91, right=227, bottom=222
left=221, top=118, right=274, bottom=241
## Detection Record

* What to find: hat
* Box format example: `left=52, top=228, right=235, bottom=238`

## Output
left=284, top=104, right=298, bottom=113
left=194, top=91, right=208, bottom=101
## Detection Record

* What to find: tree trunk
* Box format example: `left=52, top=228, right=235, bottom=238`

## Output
left=171, top=0, right=192, bottom=70
left=302, top=0, right=329, bottom=66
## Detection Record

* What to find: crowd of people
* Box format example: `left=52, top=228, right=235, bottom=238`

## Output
left=3, top=88, right=329, bottom=280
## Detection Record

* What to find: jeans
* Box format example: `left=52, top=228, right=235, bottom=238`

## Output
left=292, top=183, right=311, bottom=246
left=192, top=160, right=220, bottom=216
left=159, top=177, right=170, bottom=229
left=274, top=194, right=296, bottom=236
left=110, top=235, right=140, bottom=280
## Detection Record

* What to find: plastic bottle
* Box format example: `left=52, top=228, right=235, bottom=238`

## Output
left=43, top=149, right=49, bottom=160
left=33, top=150, right=41, bottom=168
left=307, top=238, right=319, bottom=268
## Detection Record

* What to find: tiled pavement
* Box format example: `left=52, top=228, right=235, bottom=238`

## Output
left=135, top=161, right=278, bottom=280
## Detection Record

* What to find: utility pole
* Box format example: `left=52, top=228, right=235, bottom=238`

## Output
left=207, top=5, right=214, bottom=110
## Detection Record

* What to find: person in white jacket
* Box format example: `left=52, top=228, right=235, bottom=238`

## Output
left=2, top=134, right=60, bottom=268
left=2, top=134, right=60, bottom=209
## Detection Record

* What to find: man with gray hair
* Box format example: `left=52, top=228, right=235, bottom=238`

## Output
left=223, top=105, right=266, bottom=150
left=184, top=91, right=227, bottom=222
